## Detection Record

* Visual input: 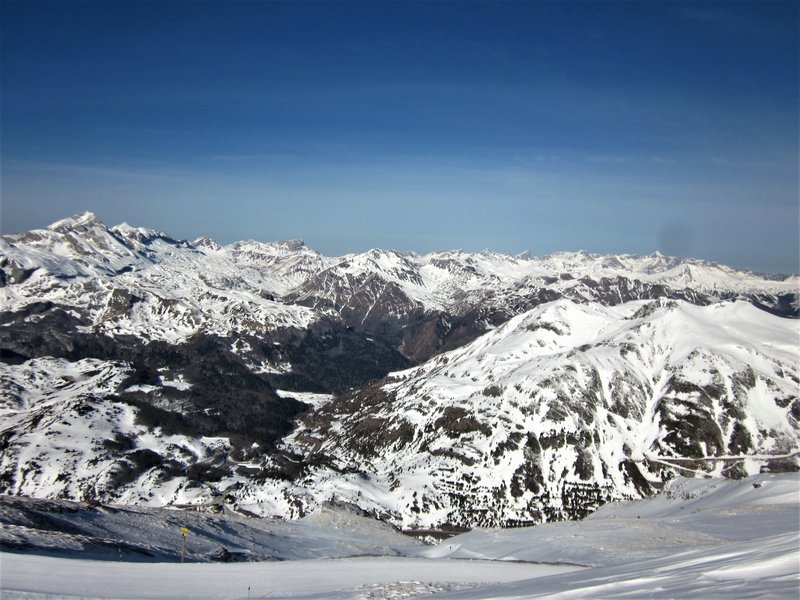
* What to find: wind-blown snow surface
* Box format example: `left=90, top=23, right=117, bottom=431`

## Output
left=1, top=474, right=797, bottom=599
left=424, top=473, right=800, bottom=599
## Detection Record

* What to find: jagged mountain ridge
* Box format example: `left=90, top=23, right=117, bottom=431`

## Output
left=1, top=213, right=798, bottom=525
left=282, top=236, right=798, bottom=361
left=3, top=213, right=797, bottom=326
left=0, top=212, right=409, bottom=395
left=1, top=212, right=319, bottom=342
left=2, top=212, right=796, bottom=365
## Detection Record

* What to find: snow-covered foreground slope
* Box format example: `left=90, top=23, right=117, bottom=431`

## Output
left=1, top=474, right=797, bottom=599
left=427, top=473, right=800, bottom=599
left=0, top=555, right=579, bottom=600
left=424, top=472, right=799, bottom=566
left=289, top=299, right=799, bottom=529
left=0, top=495, right=423, bottom=562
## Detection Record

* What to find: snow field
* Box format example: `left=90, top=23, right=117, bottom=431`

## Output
left=0, top=555, right=580, bottom=600
left=1, top=474, right=798, bottom=599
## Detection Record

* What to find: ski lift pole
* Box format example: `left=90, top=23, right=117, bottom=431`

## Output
left=180, top=527, right=188, bottom=563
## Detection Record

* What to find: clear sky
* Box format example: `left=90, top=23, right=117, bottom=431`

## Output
left=1, top=1, right=798, bottom=273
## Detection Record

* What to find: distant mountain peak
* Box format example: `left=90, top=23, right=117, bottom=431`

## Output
left=47, top=211, right=105, bottom=231
left=192, top=236, right=223, bottom=252
left=279, top=239, right=307, bottom=251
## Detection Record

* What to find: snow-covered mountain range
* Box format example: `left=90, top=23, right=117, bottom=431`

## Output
left=3, top=212, right=796, bottom=361
left=1, top=212, right=798, bottom=528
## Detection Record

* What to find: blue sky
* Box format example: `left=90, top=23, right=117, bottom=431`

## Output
left=1, top=1, right=798, bottom=273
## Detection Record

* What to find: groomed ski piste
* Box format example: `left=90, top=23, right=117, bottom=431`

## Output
left=2, top=473, right=798, bottom=599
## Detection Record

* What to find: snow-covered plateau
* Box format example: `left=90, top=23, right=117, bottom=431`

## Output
left=1, top=474, right=798, bottom=598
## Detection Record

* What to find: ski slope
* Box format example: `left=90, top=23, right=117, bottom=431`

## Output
left=1, top=474, right=797, bottom=599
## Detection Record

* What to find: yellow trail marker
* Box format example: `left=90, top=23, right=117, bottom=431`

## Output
left=180, top=527, right=188, bottom=562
